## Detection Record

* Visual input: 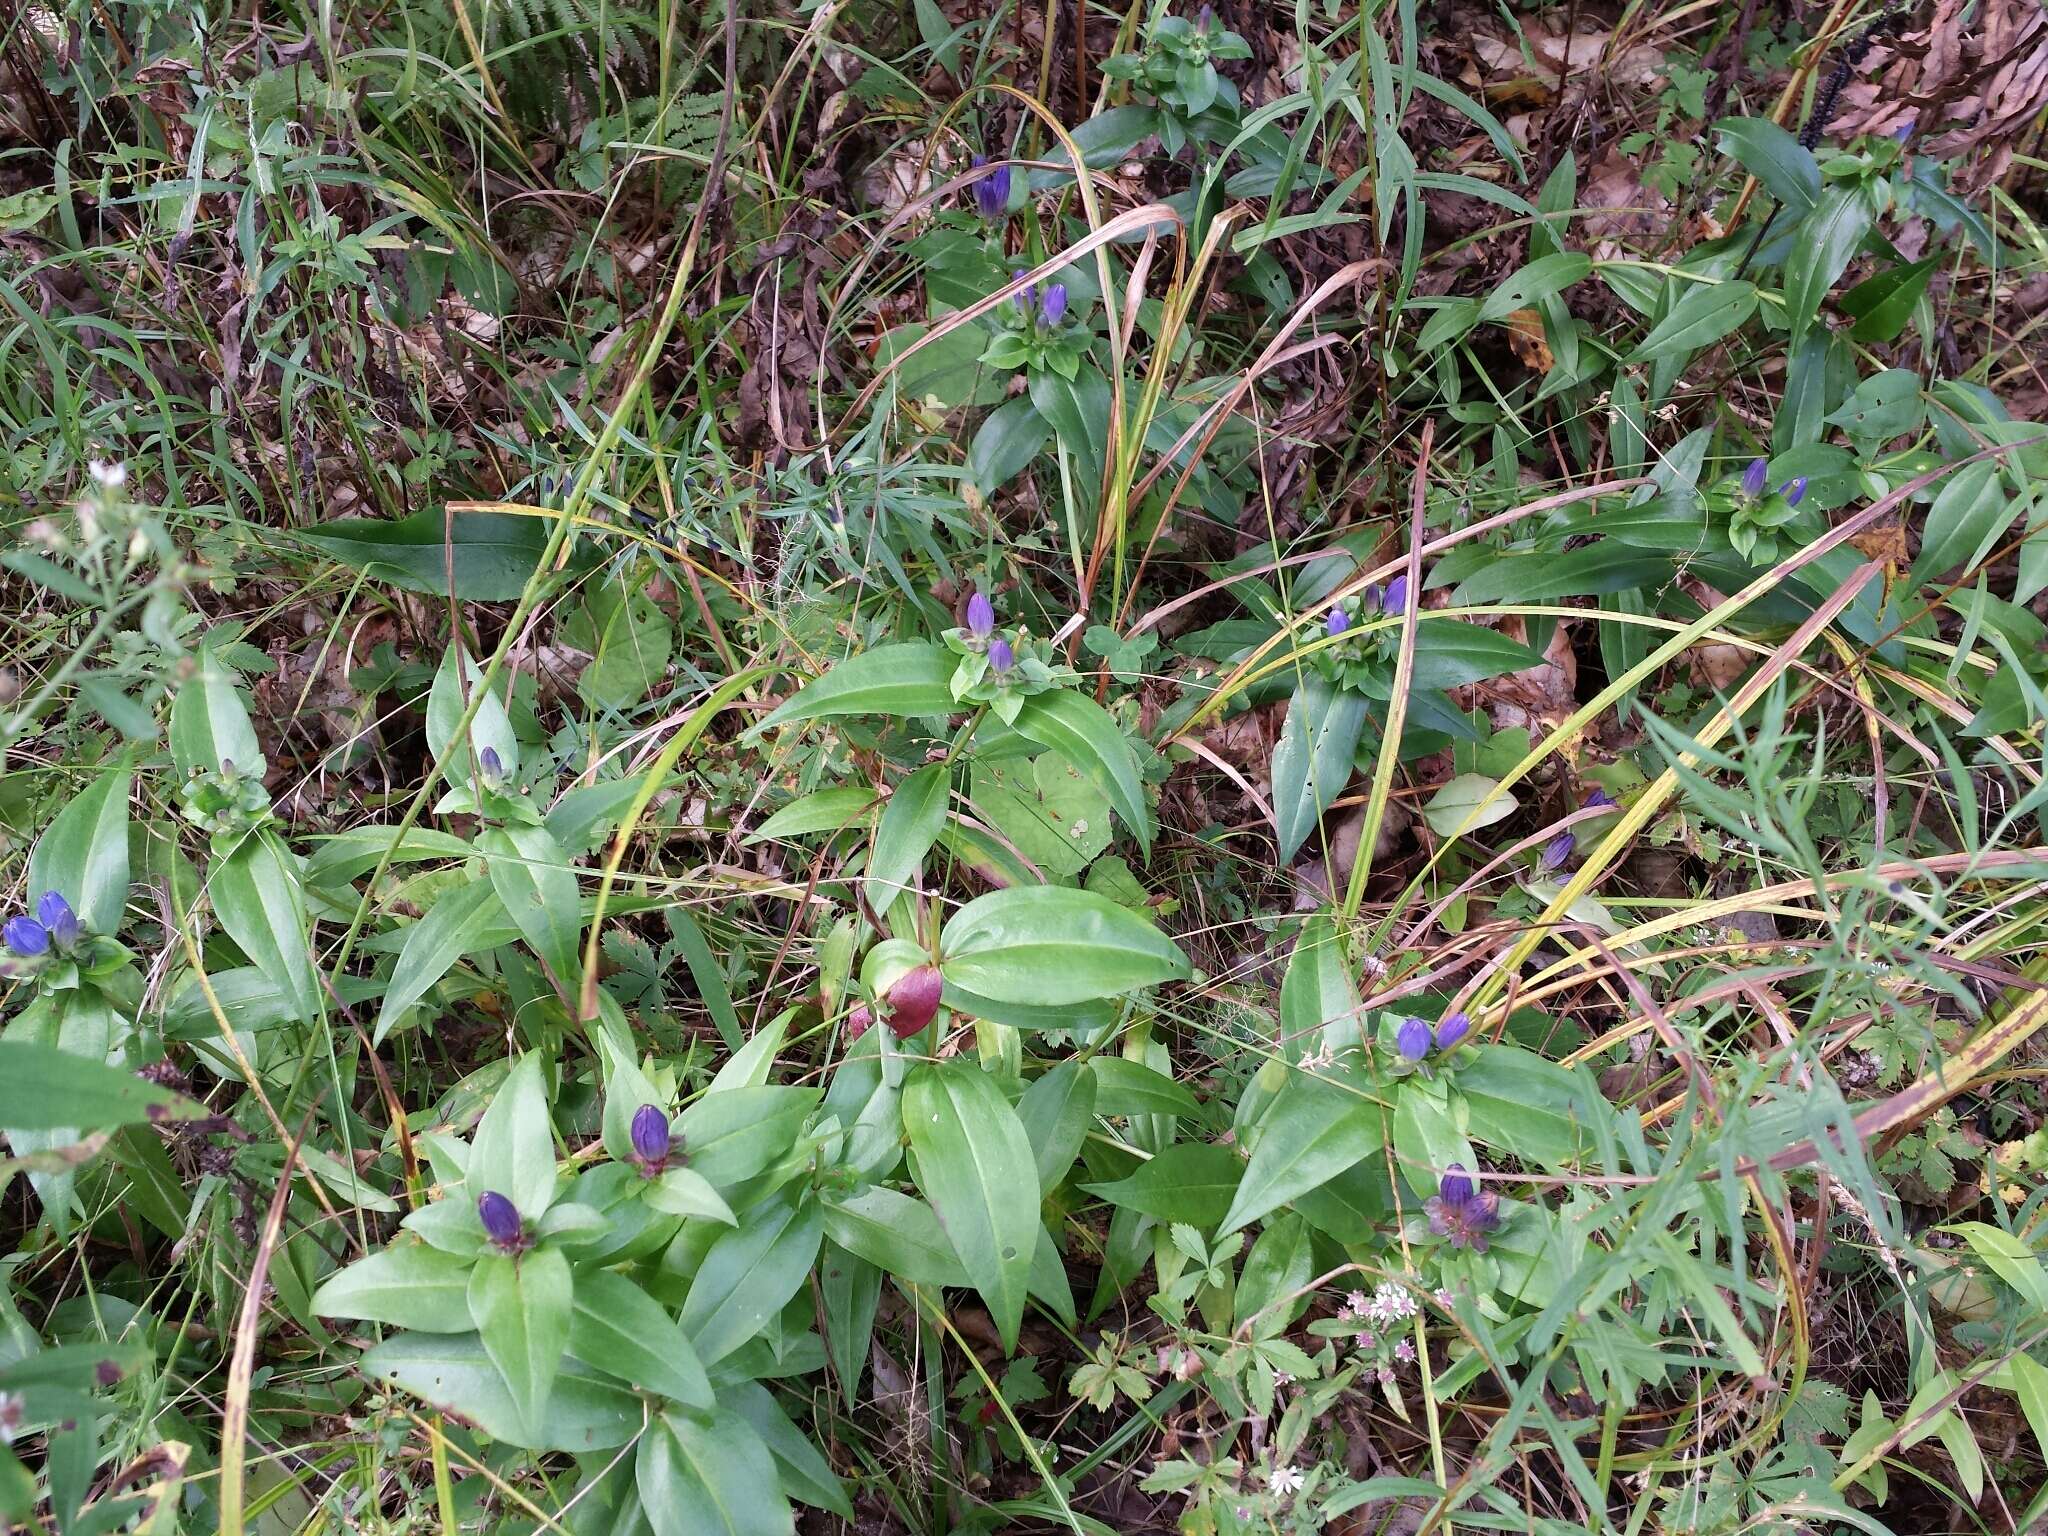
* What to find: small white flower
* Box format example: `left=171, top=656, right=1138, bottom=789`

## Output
left=1268, top=1465, right=1305, bottom=1497
left=1273, top=1371, right=1294, bottom=1387
left=87, top=459, right=126, bottom=488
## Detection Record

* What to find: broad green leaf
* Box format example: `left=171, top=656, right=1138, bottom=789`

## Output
left=1271, top=675, right=1367, bottom=861
left=426, top=646, right=519, bottom=787
left=374, top=880, right=506, bottom=1044
left=1841, top=256, right=1938, bottom=343
left=170, top=648, right=262, bottom=778
left=1458, top=1045, right=1601, bottom=1169
left=905, top=1061, right=1040, bottom=1351
left=757, top=643, right=956, bottom=728
left=559, top=584, right=674, bottom=711
left=1391, top=1082, right=1475, bottom=1194
left=1011, top=687, right=1153, bottom=850
left=1082, top=1142, right=1242, bottom=1228
left=821, top=1186, right=972, bottom=1287
left=482, top=824, right=581, bottom=993
left=1477, top=253, right=1591, bottom=322
left=467, top=1247, right=572, bottom=1443
left=678, top=1085, right=820, bottom=1189
left=1221, top=1074, right=1379, bottom=1236
left=644, top=1166, right=737, bottom=1225
left=211, top=832, right=319, bottom=1023
left=1713, top=118, right=1819, bottom=214
left=569, top=1268, right=713, bottom=1408
left=1625, top=280, right=1757, bottom=362
left=1236, top=1213, right=1313, bottom=1332
left=966, top=750, right=1110, bottom=877
left=1420, top=773, right=1518, bottom=837
left=1910, top=460, right=2014, bottom=587
left=746, top=787, right=878, bottom=842
left=1089, top=1058, right=1200, bottom=1121
left=1408, top=621, right=1546, bottom=690
left=865, top=762, right=950, bottom=909
left=680, top=1198, right=823, bottom=1364
left=1280, top=913, right=1361, bottom=1053
left=0, top=1040, right=205, bottom=1131
left=1784, top=181, right=1881, bottom=345
left=942, top=887, right=1189, bottom=1008
left=1942, top=1222, right=2048, bottom=1313
left=467, top=1053, right=557, bottom=1219
left=1825, top=367, right=1924, bottom=446
left=311, top=1242, right=476, bottom=1332
left=969, top=396, right=1053, bottom=492
left=638, top=1411, right=790, bottom=1536
left=301, top=507, right=548, bottom=601
left=723, top=1378, right=854, bottom=1517
left=28, top=764, right=131, bottom=934
left=366, top=1332, right=636, bottom=1452
left=1017, top=1059, right=1098, bottom=1192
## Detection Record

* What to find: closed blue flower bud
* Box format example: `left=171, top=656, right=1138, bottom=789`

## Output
left=3, top=916, right=48, bottom=957
left=1538, top=832, right=1576, bottom=872
left=1012, top=270, right=1034, bottom=316
left=971, top=156, right=1011, bottom=222
left=987, top=638, right=1015, bottom=675
left=1434, top=1012, right=1470, bottom=1052
left=1585, top=787, right=1615, bottom=809
left=35, top=892, right=79, bottom=950
left=1326, top=607, right=1350, bottom=637
left=1384, top=574, right=1410, bottom=612
left=1893, top=118, right=1916, bottom=142
left=478, top=746, right=504, bottom=788
left=1396, top=1017, right=1432, bottom=1061
left=967, top=591, right=995, bottom=639
left=630, top=1104, right=672, bottom=1169
left=1358, top=584, right=1385, bottom=614
left=1039, top=283, right=1067, bottom=326
left=1741, top=457, right=1769, bottom=500
left=1437, top=1165, right=1474, bottom=1206
left=1778, top=476, right=1807, bottom=507
left=476, top=1190, right=525, bottom=1249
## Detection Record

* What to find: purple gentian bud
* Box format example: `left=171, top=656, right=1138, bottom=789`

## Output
left=1893, top=118, right=1916, bottom=142
left=885, top=964, right=946, bottom=1039
left=478, top=746, right=503, bottom=788
left=1437, top=1166, right=1474, bottom=1206
left=966, top=591, right=995, bottom=639
left=1384, top=574, right=1410, bottom=612
left=3, top=916, right=48, bottom=957
left=1358, top=584, right=1384, bottom=614
left=971, top=156, right=1011, bottom=222
left=1012, top=270, right=1034, bottom=316
left=1741, top=457, right=1769, bottom=500
left=1434, top=1012, right=1470, bottom=1053
left=35, top=892, right=79, bottom=950
left=988, top=638, right=1015, bottom=675
left=1039, top=283, right=1067, bottom=326
left=1326, top=606, right=1350, bottom=638
left=629, top=1105, right=673, bottom=1171
left=476, top=1191, right=526, bottom=1251
left=1778, top=476, right=1808, bottom=507
left=1426, top=1165, right=1500, bottom=1251
left=1538, top=832, right=1576, bottom=872
left=1585, top=787, right=1615, bottom=809
left=1396, top=1017, right=1432, bottom=1062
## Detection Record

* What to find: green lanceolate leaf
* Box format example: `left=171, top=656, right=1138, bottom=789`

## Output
left=821, top=1185, right=972, bottom=1287
left=905, top=1061, right=1040, bottom=1351
left=0, top=1040, right=206, bottom=1131
left=374, top=880, right=507, bottom=1045
left=1280, top=914, right=1362, bottom=1053
left=940, top=885, right=1190, bottom=1007
left=28, top=762, right=131, bottom=934
left=366, top=1333, right=637, bottom=1452
left=638, top=1411, right=791, bottom=1536
left=757, top=642, right=956, bottom=728
left=170, top=647, right=262, bottom=778
left=1010, top=687, right=1153, bottom=851
left=211, top=831, right=320, bottom=1022
left=1270, top=674, right=1366, bottom=862
left=1625, top=280, right=1757, bottom=363
left=426, top=645, right=519, bottom=788
left=569, top=1268, right=713, bottom=1408
left=468, top=1052, right=558, bottom=1218
left=1082, top=1141, right=1242, bottom=1227
left=311, top=1241, right=476, bottom=1332
left=864, top=761, right=950, bottom=909
left=467, top=1247, right=572, bottom=1444
left=1221, top=1073, right=1380, bottom=1236
left=1784, top=180, right=1882, bottom=345
left=301, top=507, right=550, bottom=600
left=1017, top=1058, right=1099, bottom=1190
left=482, top=823, right=582, bottom=995
left=679, top=1197, right=823, bottom=1365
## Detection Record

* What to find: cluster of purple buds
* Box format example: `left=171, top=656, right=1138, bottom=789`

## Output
left=1358, top=574, right=1412, bottom=616
left=970, top=156, right=1010, bottom=223
left=4, top=892, right=82, bottom=959
left=476, top=1190, right=530, bottom=1253
left=629, top=1104, right=677, bottom=1176
left=1424, top=1165, right=1501, bottom=1252
left=1739, top=458, right=1807, bottom=507
left=1011, top=272, right=1067, bottom=330
left=1396, top=1011, right=1470, bottom=1064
